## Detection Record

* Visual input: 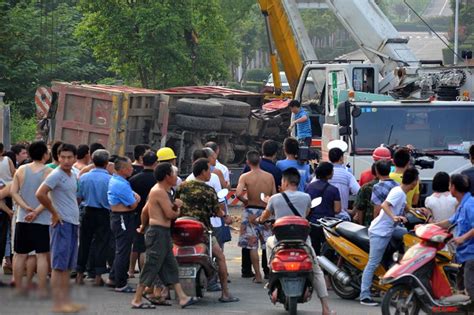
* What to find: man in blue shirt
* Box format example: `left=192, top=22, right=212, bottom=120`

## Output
left=276, top=137, right=311, bottom=192
left=436, top=174, right=474, bottom=300
left=289, top=100, right=312, bottom=147
left=76, top=149, right=112, bottom=286
left=107, top=156, right=140, bottom=293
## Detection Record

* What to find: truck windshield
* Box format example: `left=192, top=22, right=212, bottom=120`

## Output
left=353, top=105, right=474, bottom=154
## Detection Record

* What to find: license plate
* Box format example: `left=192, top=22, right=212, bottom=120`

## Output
left=179, top=267, right=197, bottom=278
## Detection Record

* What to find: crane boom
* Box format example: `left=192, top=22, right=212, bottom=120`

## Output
left=258, top=0, right=317, bottom=93
left=325, top=0, right=419, bottom=92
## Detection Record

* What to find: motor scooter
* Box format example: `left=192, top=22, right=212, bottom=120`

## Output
left=171, top=189, right=228, bottom=297
left=266, top=197, right=323, bottom=315
left=315, top=209, right=449, bottom=300
left=380, top=224, right=469, bottom=315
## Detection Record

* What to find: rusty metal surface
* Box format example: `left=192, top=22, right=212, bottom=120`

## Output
left=162, top=85, right=261, bottom=96
left=81, top=84, right=160, bottom=95
left=52, top=83, right=115, bottom=148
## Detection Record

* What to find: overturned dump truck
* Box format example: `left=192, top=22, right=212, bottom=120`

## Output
left=37, top=82, right=290, bottom=178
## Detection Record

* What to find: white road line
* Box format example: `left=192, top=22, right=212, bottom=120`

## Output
left=440, top=0, right=449, bottom=16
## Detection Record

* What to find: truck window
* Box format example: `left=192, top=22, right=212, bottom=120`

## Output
left=300, top=69, right=326, bottom=106
left=353, top=68, right=375, bottom=93
left=353, top=105, right=474, bottom=154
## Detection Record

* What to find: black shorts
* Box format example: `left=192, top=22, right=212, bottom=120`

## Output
left=14, top=222, right=50, bottom=254
left=132, top=231, right=146, bottom=253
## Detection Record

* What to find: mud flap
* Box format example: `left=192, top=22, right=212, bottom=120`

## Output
left=280, top=277, right=305, bottom=298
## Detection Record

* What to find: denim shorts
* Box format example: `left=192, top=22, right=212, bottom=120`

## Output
left=50, top=222, right=79, bottom=271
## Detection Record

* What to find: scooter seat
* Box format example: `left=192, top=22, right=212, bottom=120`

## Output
left=335, top=222, right=370, bottom=252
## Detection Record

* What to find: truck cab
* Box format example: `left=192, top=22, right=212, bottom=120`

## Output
left=325, top=98, right=474, bottom=201
left=293, top=62, right=380, bottom=136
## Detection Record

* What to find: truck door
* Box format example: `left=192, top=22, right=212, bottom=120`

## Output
left=327, top=69, right=349, bottom=118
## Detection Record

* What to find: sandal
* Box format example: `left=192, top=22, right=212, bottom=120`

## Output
left=131, top=302, right=156, bottom=309
left=142, top=294, right=172, bottom=306
left=219, top=296, right=240, bottom=303
left=180, top=296, right=199, bottom=309
left=252, top=277, right=263, bottom=284
left=115, top=285, right=136, bottom=293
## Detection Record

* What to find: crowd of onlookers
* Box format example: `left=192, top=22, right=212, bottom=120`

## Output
left=0, top=135, right=473, bottom=313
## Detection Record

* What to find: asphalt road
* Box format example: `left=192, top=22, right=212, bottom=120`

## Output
left=423, top=0, right=453, bottom=17
left=0, top=229, right=383, bottom=315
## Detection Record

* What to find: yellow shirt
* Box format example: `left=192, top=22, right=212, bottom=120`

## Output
left=389, top=172, right=419, bottom=208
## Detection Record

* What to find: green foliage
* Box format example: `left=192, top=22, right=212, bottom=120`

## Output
left=10, top=105, right=37, bottom=144
left=0, top=1, right=111, bottom=117
left=245, top=68, right=270, bottom=82
left=379, top=0, right=431, bottom=22
left=76, top=0, right=233, bottom=88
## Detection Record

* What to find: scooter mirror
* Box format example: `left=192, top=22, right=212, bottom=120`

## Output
left=217, top=188, right=229, bottom=201
left=311, top=197, right=322, bottom=208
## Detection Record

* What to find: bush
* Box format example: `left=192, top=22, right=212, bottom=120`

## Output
left=244, top=68, right=271, bottom=82
left=10, top=106, right=37, bottom=144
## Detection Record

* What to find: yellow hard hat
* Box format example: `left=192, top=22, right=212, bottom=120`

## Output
left=157, top=147, right=177, bottom=161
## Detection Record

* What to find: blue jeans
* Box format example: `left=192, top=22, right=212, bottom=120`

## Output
left=360, top=233, right=391, bottom=300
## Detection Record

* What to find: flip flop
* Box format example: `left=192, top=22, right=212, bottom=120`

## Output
left=131, top=302, right=156, bottom=309
left=253, top=278, right=263, bottom=284
left=180, top=296, right=199, bottom=309
left=218, top=296, right=240, bottom=303
left=115, top=285, right=136, bottom=293
left=142, top=294, right=172, bottom=306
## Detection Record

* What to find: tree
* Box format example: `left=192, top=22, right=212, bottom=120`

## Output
left=220, top=1, right=264, bottom=83
left=76, top=0, right=232, bottom=89
left=0, top=1, right=110, bottom=116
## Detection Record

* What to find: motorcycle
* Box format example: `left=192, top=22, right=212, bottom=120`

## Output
left=380, top=224, right=468, bottom=315
left=316, top=208, right=440, bottom=300
left=267, top=215, right=315, bottom=315
left=171, top=188, right=228, bottom=297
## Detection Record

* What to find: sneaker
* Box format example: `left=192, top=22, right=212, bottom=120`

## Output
left=360, top=298, right=378, bottom=306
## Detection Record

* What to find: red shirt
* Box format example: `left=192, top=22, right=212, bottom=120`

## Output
left=359, top=169, right=374, bottom=186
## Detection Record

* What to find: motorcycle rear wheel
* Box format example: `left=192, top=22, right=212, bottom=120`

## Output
left=284, top=296, right=298, bottom=315
left=381, top=285, right=420, bottom=315
left=321, top=244, right=360, bottom=300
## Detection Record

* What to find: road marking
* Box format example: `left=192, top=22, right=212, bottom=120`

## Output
left=440, top=0, right=449, bottom=16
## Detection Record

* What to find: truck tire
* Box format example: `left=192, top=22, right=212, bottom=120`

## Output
left=221, top=117, right=249, bottom=132
left=176, top=98, right=223, bottom=117
left=207, top=98, right=251, bottom=118
left=176, top=114, right=222, bottom=131
left=263, top=126, right=280, bottom=137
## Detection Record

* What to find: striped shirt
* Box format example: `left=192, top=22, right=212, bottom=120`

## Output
left=371, top=179, right=399, bottom=205
left=329, top=164, right=360, bottom=217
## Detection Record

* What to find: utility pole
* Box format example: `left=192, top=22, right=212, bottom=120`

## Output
left=454, top=0, right=459, bottom=64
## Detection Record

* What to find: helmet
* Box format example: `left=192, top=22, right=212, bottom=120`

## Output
left=372, top=146, right=391, bottom=161
left=157, top=147, right=177, bottom=161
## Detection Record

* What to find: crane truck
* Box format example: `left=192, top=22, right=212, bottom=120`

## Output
left=261, top=0, right=474, bottom=200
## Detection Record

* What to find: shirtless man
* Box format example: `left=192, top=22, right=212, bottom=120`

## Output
left=236, top=150, right=276, bottom=283
left=131, top=162, right=198, bottom=309
left=73, top=144, right=90, bottom=171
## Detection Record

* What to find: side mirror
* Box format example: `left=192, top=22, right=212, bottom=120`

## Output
left=337, top=100, right=351, bottom=127
left=351, top=105, right=361, bottom=118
